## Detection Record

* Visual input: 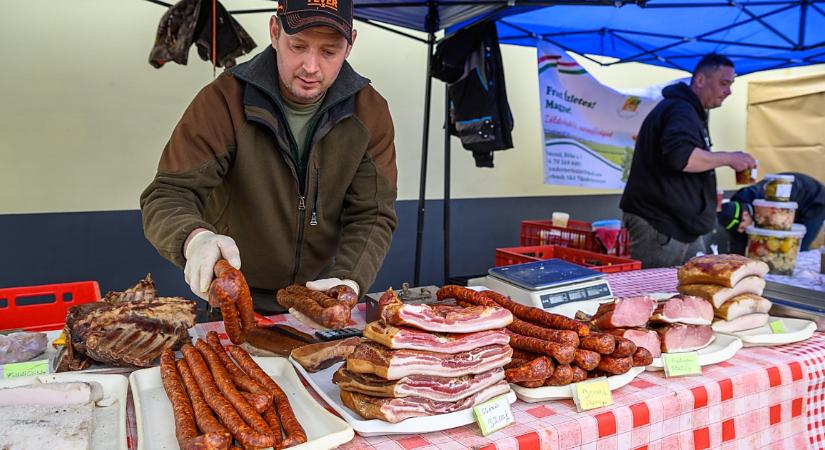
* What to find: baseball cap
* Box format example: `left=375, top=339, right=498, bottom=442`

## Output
left=277, top=0, right=353, bottom=44
left=717, top=200, right=753, bottom=231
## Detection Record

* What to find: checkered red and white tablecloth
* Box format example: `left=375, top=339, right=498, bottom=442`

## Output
left=137, top=268, right=825, bottom=449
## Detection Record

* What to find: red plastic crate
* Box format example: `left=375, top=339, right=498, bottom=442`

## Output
left=520, top=220, right=631, bottom=257
left=0, top=281, right=101, bottom=331
left=495, top=245, right=641, bottom=273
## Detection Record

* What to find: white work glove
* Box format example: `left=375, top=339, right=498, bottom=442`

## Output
left=306, top=277, right=360, bottom=296
left=183, top=230, right=241, bottom=301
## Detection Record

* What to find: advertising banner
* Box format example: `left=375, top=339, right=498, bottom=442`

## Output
left=538, top=42, right=660, bottom=188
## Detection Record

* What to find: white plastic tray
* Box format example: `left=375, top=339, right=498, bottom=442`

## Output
left=129, top=356, right=353, bottom=450
left=647, top=333, right=743, bottom=371
left=290, top=359, right=516, bottom=437
left=717, top=316, right=816, bottom=347
left=511, top=366, right=644, bottom=403
left=0, top=372, right=128, bottom=450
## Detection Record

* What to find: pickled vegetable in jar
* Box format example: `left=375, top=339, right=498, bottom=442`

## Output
left=763, top=174, right=794, bottom=202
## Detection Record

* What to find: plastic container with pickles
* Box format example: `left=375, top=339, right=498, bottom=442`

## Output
left=763, top=174, right=795, bottom=202
left=745, top=224, right=806, bottom=275
left=752, top=199, right=797, bottom=230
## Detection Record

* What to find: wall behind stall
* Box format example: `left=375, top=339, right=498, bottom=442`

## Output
left=1, top=1, right=823, bottom=300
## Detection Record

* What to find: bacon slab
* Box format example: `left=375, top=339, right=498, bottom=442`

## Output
left=363, top=321, right=509, bottom=353
left=379, top=288, right=512, bottom=333
left=347, top=341, right=512, bottom=380
left=333, top=366, right=505, bottom=402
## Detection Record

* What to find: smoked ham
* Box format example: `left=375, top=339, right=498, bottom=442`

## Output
left=678, top=254, right=769, bottom=287
left=677, top=276, right=766, bottom=309
left=606, top=328, right=662, bottom=358
left=379, top=288, right=513, bottom=333
left=363, top=321, right=509, bottom=353
left=591, top=296, right=656, bottom=329
left=656, top=324, right=715, bottom=353
left=711, top=313, right=769, bottom=333
left=715, top=294, right=772, bottom=321
left=649, top=295, right=713, bottom=326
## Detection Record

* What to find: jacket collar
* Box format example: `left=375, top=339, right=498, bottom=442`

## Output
left=229, top=46, right=369, bottom=111
left=662, top=82, right=708, bottom=121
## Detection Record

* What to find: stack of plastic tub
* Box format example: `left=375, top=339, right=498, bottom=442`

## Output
left=745, top=174, right=806, bottom=275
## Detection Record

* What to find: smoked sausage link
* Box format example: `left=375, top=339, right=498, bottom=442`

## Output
left=176, top=359, right=228, bottom=435
left=214, top=259, right=256, bottom=332
left=480, top=290, right=590, bottom=337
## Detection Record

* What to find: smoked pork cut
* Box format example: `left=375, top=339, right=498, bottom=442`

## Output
left=678, top=254, right=769, bottom=287
left=378, top=288, right=513, bottom=333
left=711, top=313, right=770, bottom=333
left=649, top=295, right=713, bottom=326
left=333, top=366, right=505, bottom=402
left=656, top=324, right=715, bottom=353
left=290, top=337, right=361, bottom=372
left=346, top=341, right=512, bottom=380
left=714, top=294, right=773, bottom=321
left=339, top=380, right=510, bottom=423
left=677, top=276, right=766, bottom=309
left=606, top=328, right=662, bottom=358
left=363, top=321, right=509, bottom=353
left=591, top=296, right=657, bottom=329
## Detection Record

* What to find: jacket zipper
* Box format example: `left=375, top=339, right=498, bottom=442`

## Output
left=310, top=167, right=320, bottom=226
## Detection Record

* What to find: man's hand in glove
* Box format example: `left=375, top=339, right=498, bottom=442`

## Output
left=184, top=228, right=241, bottom=301
left=306, top=277, right=360, bottom=296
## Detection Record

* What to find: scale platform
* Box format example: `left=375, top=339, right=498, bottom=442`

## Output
left=472, top=259, right=613, bottom=310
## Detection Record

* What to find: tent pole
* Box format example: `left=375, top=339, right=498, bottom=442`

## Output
left=443, top=87, right=451, bottom=285
left=413, top=7, right=437, bottom=287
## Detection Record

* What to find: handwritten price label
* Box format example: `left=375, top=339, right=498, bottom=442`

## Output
left=2, top=359, right=49, bottom=379
left=662, top=352, right=702, bottom=377
left=573, top=377, right=613, bottom=411
left=769, top=320, right=786, bottom=334
left=473, top=395, right=514, bottom=436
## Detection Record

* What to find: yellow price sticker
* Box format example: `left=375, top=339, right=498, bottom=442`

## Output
left=2, top=359, right=49, bottom=379
left=662, top=352, right=702, bottom=377
left=769, top=320, right=786, bottom=334
left=573, top=378, right=613, bottom=412
left=473, top=394, right=514, bottom=436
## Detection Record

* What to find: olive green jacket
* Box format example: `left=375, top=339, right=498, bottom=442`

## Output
left=140, top=48, right=398, bottom=303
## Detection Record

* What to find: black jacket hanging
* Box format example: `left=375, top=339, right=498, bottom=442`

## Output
left=432, top=21, right=514, bottom=168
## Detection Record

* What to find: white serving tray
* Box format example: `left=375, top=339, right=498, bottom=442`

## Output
left=511, top=366, right=644, bottom=403
left=290, top=359, right=517, bottom=437
left=129, top=356, right=353, bottom=450
left=0, top=372, right=128, bottom=450
left=716, top=316, right=816, bottom=347
left=647, top=333, right=743, bottom=371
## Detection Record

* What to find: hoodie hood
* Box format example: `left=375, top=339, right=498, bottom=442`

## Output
left=662, top=82, right=707, bottom=122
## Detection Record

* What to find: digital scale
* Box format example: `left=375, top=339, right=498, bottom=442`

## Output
left=469, top=259, right=613, bottom=310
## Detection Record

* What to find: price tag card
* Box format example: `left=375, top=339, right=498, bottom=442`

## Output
left=769, top=320, right=786, bottom=334
left=2, top=359, right=49, bottom=379
left=572, top=377, right=613, bottom=412
left=473, top=394, right=514, bottom=436
left=662, top=352, right=702, bottom=377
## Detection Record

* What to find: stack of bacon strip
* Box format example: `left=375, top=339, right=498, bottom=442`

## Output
left=276, top=284, right=358, bottom=329
left=438, top=286, right=653, bottom=388
left=333, top=288, right=514, bottom=423
left=159, top=331, right=307, bottom=449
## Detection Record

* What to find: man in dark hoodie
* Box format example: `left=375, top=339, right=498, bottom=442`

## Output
left=620, top=54, right=757, bottom=268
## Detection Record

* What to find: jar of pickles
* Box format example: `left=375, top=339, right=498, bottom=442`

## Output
left=752, top=199, right=797, bottom=230
left=763, top=174, right=795, bottom=201
left=745, top=224, right=806, bottom=275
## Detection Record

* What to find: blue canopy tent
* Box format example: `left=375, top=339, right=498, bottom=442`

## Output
left=144, top=0, right=825, bottom=286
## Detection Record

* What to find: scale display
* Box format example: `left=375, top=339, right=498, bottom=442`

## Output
left=539, top=281, right=612, bottom=309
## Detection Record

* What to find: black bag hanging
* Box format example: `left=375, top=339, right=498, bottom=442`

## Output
left=432, top=21, right=514, bottom=168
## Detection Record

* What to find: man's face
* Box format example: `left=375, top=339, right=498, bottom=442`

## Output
left=693, top=65, right=735, bottom=109
left=269, top=17, right=355, bottom=104
left=736, top=209, right=753, bottom=233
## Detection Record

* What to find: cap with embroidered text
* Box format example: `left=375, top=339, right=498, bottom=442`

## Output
left=278, top=0, right=353, bottom=44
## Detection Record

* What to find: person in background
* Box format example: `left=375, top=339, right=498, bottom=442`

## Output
left=718, top=172, right=825, bottom=254
left=140, top=0, right=398, bottom=315
left=620, top=54, right=757, bottom=268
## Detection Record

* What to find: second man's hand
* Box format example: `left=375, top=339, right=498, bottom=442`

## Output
left=183, top=228, right=241, bottom=303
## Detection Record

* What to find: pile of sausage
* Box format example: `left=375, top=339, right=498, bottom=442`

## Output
left=209, top=260, right=256, bottom=345
left=437, top=286, right=653, bottom=387
left=276, top=284, right=358, bottom=329
left=159, top=331, right=307, bottom=450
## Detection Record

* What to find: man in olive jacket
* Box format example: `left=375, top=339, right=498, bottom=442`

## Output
left=141, top=0, right=398, bottom=314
